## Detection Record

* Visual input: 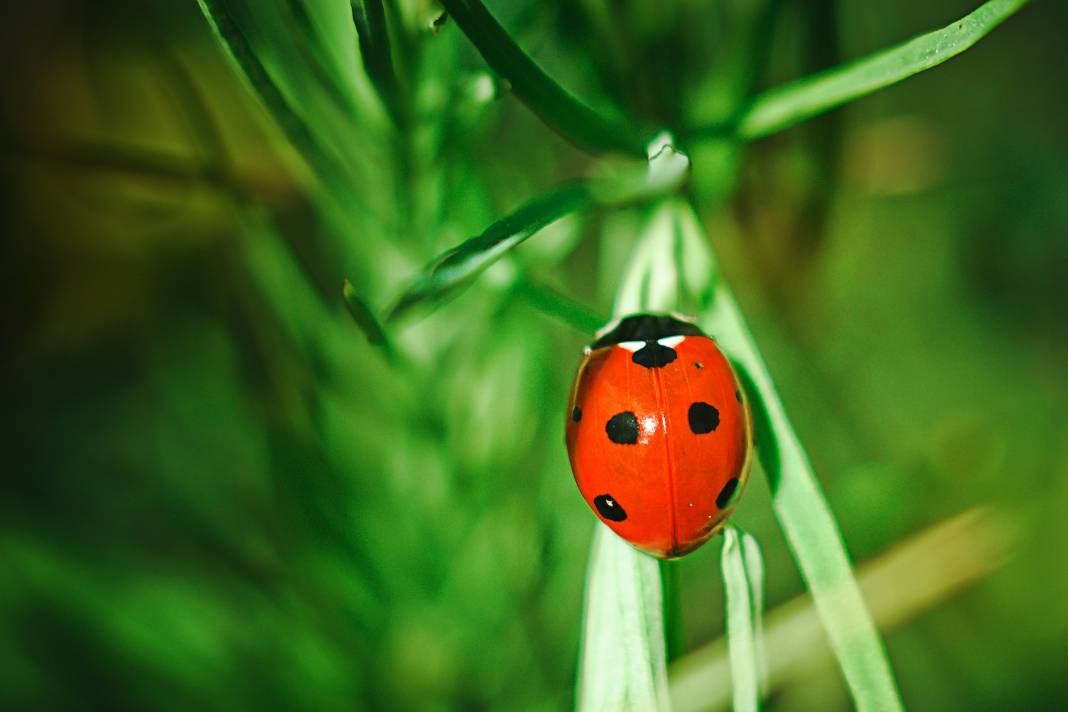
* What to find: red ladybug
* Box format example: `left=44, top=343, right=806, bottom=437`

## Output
left=565, top=314, right=753, bottom=558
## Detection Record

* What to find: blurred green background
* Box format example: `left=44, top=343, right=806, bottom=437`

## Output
left=2, top=0, right=1066, bottom=709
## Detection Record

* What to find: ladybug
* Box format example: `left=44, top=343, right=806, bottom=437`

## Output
left=565, top=314, right=753, bottom=558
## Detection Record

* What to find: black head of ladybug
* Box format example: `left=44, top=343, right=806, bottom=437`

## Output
left=593, top=314, right=705, bottom=369
left=591, top=313, right=705, bottom=349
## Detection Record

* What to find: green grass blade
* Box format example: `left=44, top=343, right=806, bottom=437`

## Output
left=195, top=0, right=357, bottom=210
left=512, top=278, right=607, bottom=336
left=740, top=531, right=768, bottom=694
left=721, top=527, right=764, bottom=712
left=704, top=289, right=904, bottom=712
left=390, top=140, right=689, bottom=322
left=388, top=182, right=592, bottom=321
left=579, top=176, right=712, bottom=712
left=350, top=0, right=401, bottom=118
left=437, top=0, right=650, bottom=156
left=577, top=526, right=671, bottom=712
left=696, top=0, right=1029, bottom=141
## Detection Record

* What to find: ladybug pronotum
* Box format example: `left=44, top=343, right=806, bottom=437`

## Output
left=565, top=314, right=753, bottom=558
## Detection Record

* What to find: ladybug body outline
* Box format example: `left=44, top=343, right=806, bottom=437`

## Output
left=565, top=314, right=753, bottom=558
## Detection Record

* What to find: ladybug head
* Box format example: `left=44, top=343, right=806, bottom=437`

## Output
left=591, top=313, right=705, bottom=349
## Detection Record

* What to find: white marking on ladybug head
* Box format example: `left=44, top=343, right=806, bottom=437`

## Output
left=658, top=335, right=685, bottom=348
left=617, top=340, right=645, bottom=353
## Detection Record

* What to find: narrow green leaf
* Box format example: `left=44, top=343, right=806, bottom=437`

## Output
left=512, top=278, right=607, bottom=336
left=577, top=526, right=671, bottom=712
left=388, top=182, right=592, bottom=321
left=703, top=290, right=904, bottom=712
left=696, top=0, right=1029, bottom=141
left=195, top=0, right=358, bottom=209
left=390, top=140, right=689, bottom=322
left=350, top=0, right=401, bottom=118
left=437, top=0, right=650, bottom=156
left=741, top=531, right=768, bottom=694
left=721, top=527, right=765, bottom=712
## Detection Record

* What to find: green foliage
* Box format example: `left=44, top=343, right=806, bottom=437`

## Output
left=3, top=0, right=1057, bottom=710
left=720, top=528, right=765, bottom=712
left=729, top=0, right=1031, bottom=139
left=391, top=140, right=690, bottom=320
left=438, top=0, right=651, bottom=155
left=200, top=0, right=1027, bottom=708
left=390, top=182, right=593, bottom=320
left=578, top=528, right=671, bottom=711
left=709, top=288, right=904, bottom=712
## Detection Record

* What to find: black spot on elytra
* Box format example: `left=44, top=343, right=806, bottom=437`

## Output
left=716, top=478, right=740, bottom=509
left=572, top=406, right=582, bottom=422
left=606, top=411, right=639, bottom=444
left=594, top=494, right=627, bottom=521
left=632, top=341, right=677, bottom=368
left=688, top=402, right=720, bottom=434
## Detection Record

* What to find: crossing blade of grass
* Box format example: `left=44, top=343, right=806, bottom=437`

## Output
left=388, top=182, right=591, bottom=321
left=437, top=0, right=650, bottom=156
left=577, top=526, right=671, bottom=712
left=721, top=527, right=765, bottom=712
left=694, top=0, right=1029, bottom=141
left=671, top=508, right=1016, bottom=712
left=390, top=140, right=689, bottom=321
left=703, top=289, right=904, bottom=712
left=511, top=277, right=607, bottom=336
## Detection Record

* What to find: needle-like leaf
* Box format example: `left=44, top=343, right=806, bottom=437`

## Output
left=437, top=0, right=650, bottom=156
left=693, top=0, right=1030, bottom=141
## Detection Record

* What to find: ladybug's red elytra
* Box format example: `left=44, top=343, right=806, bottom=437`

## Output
left=565, top=314, right=753, bottom=558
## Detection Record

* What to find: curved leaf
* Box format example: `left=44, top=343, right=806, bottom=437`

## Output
left=390, top=140, right=689, bottom=321
left=388, top=182, right=592, bottom=321
left=438, top=0, right=650, bottom=156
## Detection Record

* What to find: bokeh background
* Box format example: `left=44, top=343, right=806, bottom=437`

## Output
left=2, top=0, right=1066, bottom=709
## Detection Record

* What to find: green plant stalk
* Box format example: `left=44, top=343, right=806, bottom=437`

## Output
left=660, top=560, right=685, bottom=664
left=578, top=171, right=702, bottom=712
left=577, top=527, right=671, bottom=712
left=721, top=527, right=763, bottom=712
left=693, top=0, right=1029, bottom=141
left=437, top=0, right=649, bottom=156
left=703, top=288, right=904, bottom=712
